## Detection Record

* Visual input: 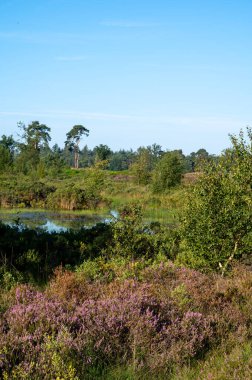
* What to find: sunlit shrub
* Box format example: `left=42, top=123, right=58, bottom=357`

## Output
left=180, top=128, right=252, bottom=272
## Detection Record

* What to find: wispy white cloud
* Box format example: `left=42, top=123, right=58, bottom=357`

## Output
left=0, top=110, right=243, bottom=130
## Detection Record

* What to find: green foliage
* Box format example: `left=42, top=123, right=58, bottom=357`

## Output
left=180, top=128, right=252, bottom=272
left=0, top=177, right=55, bottom=208
left=170, top=283, right=190, bottom=311
left=0, top=146, right=12, bottom=173
left=108, top=149, right=135, bottom=171
left=21, top=121, right=51, bottom=150
left=111, top=203, right=146, bottom=258
left=47, top=185, right=90, bottom=210
left=0, top=135, right=16, bottom=173
left=109, top=203, right=179, bottom=260
left=152, top=150, right=184, bottom=193
left=46, top=166, right=107, bottom=210
left=65, top=125, right=89, bottom=142
left=130, top=148, right=153, bottom=185
left=15, top=121, right=51, bottom=174
left=0, top=166, right=107, bottom=210
left=94, top=144, right=112, bottom=163
left=42, top=144, right=66, bottom=176
left=0, top=268, right=21, bottom=291
left=0, top=220, right=113, bottom=283
left=2, top=120, right=252, bottom=378
left=76, top=258, right=105, bottom=281
left=65, top=125, right=89, bottom=169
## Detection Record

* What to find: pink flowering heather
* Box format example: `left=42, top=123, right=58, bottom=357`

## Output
left=0, top=274, right=217, bottom=379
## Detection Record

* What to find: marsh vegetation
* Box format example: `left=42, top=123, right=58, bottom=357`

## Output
left=0, top=125, right=252, bottom=379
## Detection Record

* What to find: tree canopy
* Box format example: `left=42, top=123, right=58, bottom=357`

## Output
left=180, top=128, right=252, bottom=273
left=152, top=150, right=185, bottom=192
left=65, top=125, right=89, bottom=169
left=19, top=121, right=51, bottom=151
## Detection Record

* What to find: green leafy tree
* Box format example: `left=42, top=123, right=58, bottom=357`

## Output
left=16, top=121, right=51, bottom=173
left=0, top=135, right=16, bottom=172
left=111, top=203, right=148, bottom=259
left=0, top=145, right=12, bottom=173
left=43, top=144, right=66, bottom=176
left=152, top=150, right=184, bottom=193
left=180, top=128, right=252, bottom=273
left=21, top=121, right=51, bottom=150
left=194, top=148, right=210, bottom=171
left=0, top=135, right=16, bottom=156
left=65, top=125, right=89, bottom=169
left=130, top=147, right=153, bottom=185
left=94, top=144, right=112, bottom=163
left=79, top=145, right=93, bottom=167
left=93, top=144, right=112, bottom=169
left=148, top=143, right=163, bottom=165
left=108, top=149, right=135, bottom=171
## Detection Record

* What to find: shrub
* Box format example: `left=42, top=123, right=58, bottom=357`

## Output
left=180, top=128, right=252, bottom=272
left=1, top=261, right=252, bottom=378
left=152, top=151, right=184, bottom=193
left=0, top=270, right=217, bottom=378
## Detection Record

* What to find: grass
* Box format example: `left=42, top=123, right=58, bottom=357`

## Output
left=144, top=207, right=180, bottom=225
left=0, top=169, right=190, bottom=225
left=169, top=340, right=252, bottom=380
left=0, top=175, right=187, bottom=226
left=0, top=208, right=110, bottom=216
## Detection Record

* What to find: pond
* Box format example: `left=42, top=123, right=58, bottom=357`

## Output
left=0, top=210, right=118, bottom=232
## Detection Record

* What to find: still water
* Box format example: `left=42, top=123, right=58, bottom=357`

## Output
left=0, top=210, right=118, bottom=232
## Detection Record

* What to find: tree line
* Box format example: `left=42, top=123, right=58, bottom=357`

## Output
left=0, top=121, right=216, bottom=181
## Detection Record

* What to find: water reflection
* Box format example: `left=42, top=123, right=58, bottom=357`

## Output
left=0, top=210, right=110, bottom=232
left=42, top=220, right=68, bottom=233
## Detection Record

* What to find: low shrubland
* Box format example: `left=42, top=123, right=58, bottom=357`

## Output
left=1, top=262, right=252, bottom=379
left=0, top=167, right=108, bottom=210
left=0, top=128, right=252, bottom=378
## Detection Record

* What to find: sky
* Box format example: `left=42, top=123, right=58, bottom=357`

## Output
left=0, top=0, right=252, bottom=154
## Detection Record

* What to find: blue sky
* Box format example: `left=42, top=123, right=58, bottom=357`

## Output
left=0, top=0, right=251, bottom=154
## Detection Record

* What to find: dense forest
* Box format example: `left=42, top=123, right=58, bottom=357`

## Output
left=0, top=121, right=215, bottom=174
left=0, top=122, right=252, bottom=379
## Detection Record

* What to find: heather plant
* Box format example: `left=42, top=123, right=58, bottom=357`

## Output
left=170, top=283, right=190, bottom=311
left=0, top=269, right=218, bottom=378
left=1, top=264, right=252, bottom=378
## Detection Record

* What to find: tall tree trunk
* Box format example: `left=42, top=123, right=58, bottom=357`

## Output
left=74, top=146, right=79, bottom=168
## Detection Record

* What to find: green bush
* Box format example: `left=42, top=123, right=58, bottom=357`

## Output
left=152, top=151, right=184, bottom=193
left=179, top=128, right=252, bottom=273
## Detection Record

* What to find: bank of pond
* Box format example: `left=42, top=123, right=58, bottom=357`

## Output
left=0, top=204, right=179, bottom=285
left=0, top=209, right=113, bottom=232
